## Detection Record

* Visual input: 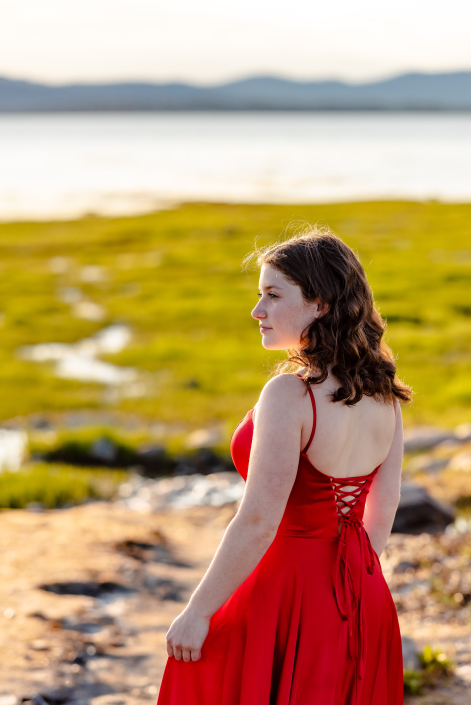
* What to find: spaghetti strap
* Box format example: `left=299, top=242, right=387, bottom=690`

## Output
left=295, top=373, right=316, bottom=454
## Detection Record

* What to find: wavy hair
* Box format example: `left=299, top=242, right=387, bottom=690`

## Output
left=246, top=225, right=412, bottom=405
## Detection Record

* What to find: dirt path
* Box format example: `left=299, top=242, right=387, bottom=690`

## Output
left=0, top=502, right=469, bottom=704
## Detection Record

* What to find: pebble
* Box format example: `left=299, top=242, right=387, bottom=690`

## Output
left=0, top=697, right=18, bottom=705
left=449, top=450, right=471, bottom=472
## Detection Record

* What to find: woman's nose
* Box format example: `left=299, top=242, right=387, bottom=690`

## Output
left=251, top=301, right=266, bottom=320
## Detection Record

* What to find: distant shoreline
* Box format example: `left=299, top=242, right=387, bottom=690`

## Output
left=2, top=71, right=471, bottom=112
left=2, top=108, right=471, bottom=114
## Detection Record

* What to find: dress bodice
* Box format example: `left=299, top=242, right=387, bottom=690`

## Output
left=230, top=376, right=382, bottom=697
left=230, top=386, right=380, bottom=540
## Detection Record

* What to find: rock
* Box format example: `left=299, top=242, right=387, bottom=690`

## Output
left=29, top=640, right=49, bottom=651
left=25, top=503, right=46, bottom=513
left=0, top=428, right=28, bottom=473
left=39, top=581, right=135, bottom=598
left=48, top=256, right=70, bottom=274
left=392, top=483, right=455, bottom=533
left=135, top=445, right=175, bottom=477
left=408, top=455, right=449, bottom=473
left=193, top=448, right=228, bottom=474
left=113, top=537, right=185, bottom=567
left=0, top=696, right=19, bottom=705
left=142, top=575, right=186, bottom=601
left=450, top=516, right=471, bottom=534
left=173, top=460, right=198, bottom=476
left=184, top=378, right=199, bottom=389
left=40, top=684, right=113, bottom=704
left=89, top=697, right=141, bottom=705
left=56, top=287, right=82, bottom=305
left=455, top=423, right=471, bottom=442
left=117, top=471, right=245, bottom=512
left=30, top=416, right=53, bottom=430
left=449, top=450, right=471, bottom=472
left=403, top=426, right=456, bottom=453
left=90, top=438, right=118, bottom=464
left=33, top=687, right=74, bottom=704
left=393, top=560, right=419, bottom=573
left=435, top=438, right=462, bottom=450
left=73, top=301, right=106, bottom=322
left=402, top=635, right=421, bottom=671
left=79, top=265, right=107, bottom=284
left=186, top=427, right=223, bottom=449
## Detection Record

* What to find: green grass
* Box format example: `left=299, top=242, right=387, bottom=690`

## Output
left=0, top=463, right=128, bottom=509
left=403, top=645, right=453, bottom=695
left=0, top=201, right=470, bottom=433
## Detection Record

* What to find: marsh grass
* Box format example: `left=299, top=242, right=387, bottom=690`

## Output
left=0, top=201, right=470, bottom=433
left=403, top=646, right=453, bottom=695
left=0, top=462, right=128, bottom=509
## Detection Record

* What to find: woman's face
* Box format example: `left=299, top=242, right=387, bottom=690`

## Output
left=251, top=264, right=322, bottom=350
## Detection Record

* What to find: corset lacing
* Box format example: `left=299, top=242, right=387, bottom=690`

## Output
left=294, top=373, right=380, bottom=705
left=331, top=472, right=378, bottom=705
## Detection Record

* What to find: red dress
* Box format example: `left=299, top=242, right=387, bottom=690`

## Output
left=157, top=379, right=403, bottom=705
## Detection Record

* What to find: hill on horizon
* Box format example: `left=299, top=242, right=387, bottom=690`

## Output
left=1, top=71, right=471, bottom=111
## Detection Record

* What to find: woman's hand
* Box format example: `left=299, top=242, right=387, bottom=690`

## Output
left=166, top=605, right=211, bottom=662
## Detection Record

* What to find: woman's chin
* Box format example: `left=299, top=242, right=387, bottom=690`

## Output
left=261, top=339, right=282, bottom=350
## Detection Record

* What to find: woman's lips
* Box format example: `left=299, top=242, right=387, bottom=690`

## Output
left=259, top=326, right=272, bottom=333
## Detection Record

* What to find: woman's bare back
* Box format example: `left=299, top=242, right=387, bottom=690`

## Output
left=297, top=371, right=397, bottom=479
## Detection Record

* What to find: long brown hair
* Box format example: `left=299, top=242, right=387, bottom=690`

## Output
left=246, top=225, right=412, bottom=405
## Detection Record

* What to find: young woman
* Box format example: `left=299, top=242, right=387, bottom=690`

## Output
left=158, top=228, right=411, bottom=705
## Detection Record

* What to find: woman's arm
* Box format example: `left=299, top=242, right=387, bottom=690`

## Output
left=362, top=399, right=404, bottom=557
left=166, top=374, right=304, bottom=662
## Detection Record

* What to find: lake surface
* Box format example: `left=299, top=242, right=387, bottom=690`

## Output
left=1, top=112, right=470, bottom=220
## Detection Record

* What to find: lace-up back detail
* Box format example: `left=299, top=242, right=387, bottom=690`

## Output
left=330, top=473, right=378, bottom=527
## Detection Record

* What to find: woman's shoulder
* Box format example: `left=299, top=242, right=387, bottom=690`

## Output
left=252, top=373, right=308, bottom=424
left=257, top=372, right=307, bottom=405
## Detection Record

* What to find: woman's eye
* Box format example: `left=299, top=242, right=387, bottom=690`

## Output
left=257, top=292, right=278, bottom=299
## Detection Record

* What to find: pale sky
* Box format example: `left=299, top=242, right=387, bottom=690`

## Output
left=1, top=0, right=470, bottom=85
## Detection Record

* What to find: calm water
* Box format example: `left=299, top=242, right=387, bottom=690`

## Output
left=1, top=112, right=471, bottom=220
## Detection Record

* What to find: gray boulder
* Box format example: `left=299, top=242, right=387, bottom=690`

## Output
left=402, top=635, right=421, bottom=671
left=403, top=426, right=456, bottom=453
left=392, top=483, right=454, bottom=533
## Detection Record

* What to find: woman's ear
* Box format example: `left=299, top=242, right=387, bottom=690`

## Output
left=317, top=301, right=330, bottom=319
left=313, top=298, right=330, bottom=319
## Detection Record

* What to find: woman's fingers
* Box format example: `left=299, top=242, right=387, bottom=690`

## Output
left=166, top=642, right=202, bottom=662
left=165, top=609, right=210, bottom=662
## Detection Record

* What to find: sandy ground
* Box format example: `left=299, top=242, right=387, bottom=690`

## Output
left=0, top=501, right=470, bottom=704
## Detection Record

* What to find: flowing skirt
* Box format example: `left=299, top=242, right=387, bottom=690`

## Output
left=157, top=534, right=403, bottom=705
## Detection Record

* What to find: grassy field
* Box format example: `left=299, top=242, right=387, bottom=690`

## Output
left=0, top=462, right=128, bottom=508
left=0, top=201, right=470, bottom=437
